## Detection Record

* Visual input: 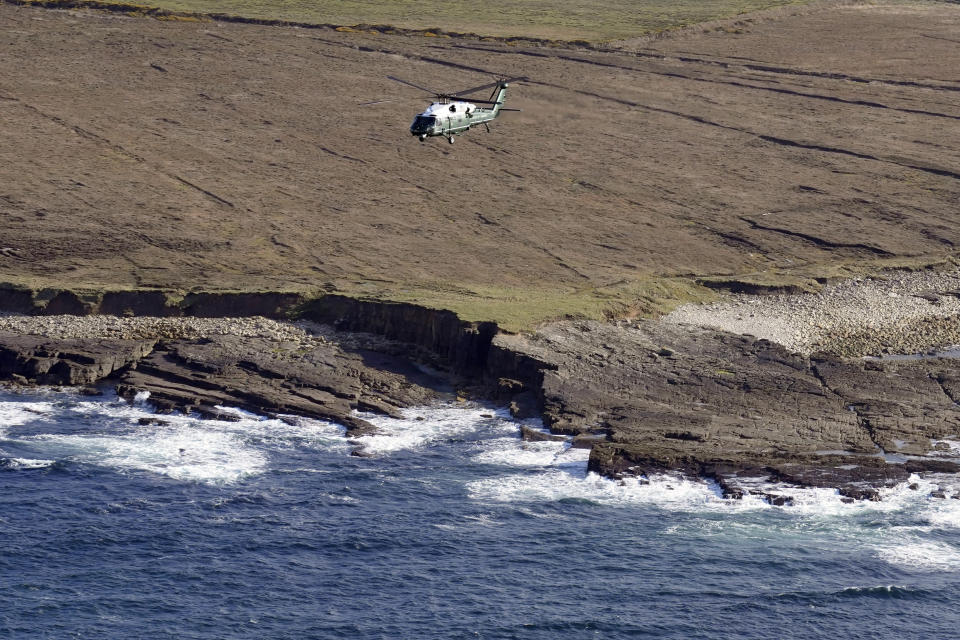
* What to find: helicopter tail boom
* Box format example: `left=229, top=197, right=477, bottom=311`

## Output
left=489, top=84, right=509, bottom=116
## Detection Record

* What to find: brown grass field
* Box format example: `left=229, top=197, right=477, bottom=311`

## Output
left=89, top=0, right=814, bottom=41
left=3, top=0, right=822, bottom=41
left=1, top=0, right=959, bottom=328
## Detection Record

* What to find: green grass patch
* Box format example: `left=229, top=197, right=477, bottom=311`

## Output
left=352, top=277, right=717, bottom=332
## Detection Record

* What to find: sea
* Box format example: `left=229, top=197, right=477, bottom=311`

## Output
left=2, top=386, right=959, bottom=639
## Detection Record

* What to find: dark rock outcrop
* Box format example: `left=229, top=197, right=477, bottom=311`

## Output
left=0, top=334, right=156, bottom=385
left=0, top=326, right=445, bottom=437
left=99, top=290, right=179, bottom=317
left=115, top=334, right=443, bottom=436
left=492, top=320, right=960, bottom=498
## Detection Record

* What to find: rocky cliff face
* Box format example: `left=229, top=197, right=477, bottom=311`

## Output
left=298, top=295, right=498, bottom=378
left=1, top=285, right=306, bottom=319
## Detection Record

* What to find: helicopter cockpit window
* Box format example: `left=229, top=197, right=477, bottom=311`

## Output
left=412, top=115, right=436, bottom=131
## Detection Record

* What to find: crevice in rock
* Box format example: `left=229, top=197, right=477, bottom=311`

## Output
left=172, top=176, right=235, bottom=208
left=933, top=373, right=960, bottom=406
left=810, top=361, right=884, bottom=453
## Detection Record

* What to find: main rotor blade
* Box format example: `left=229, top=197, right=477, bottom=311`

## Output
left=452, top=80, right=500, bottom=96
left=387, top=75, right=439, bottom=95
left=448, top=97, right=499, bottom=104
left=453, top=76, right=527, bottom=96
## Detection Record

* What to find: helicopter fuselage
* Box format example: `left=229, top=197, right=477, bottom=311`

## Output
left=409, top=85, right=508, bottom=142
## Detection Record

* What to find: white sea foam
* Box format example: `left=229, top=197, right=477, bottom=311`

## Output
left=922, top=499, right=960, bottom=529
left=28, top=422, right=268, bottom=484
left=769, top=477, right=939, bottom=518
left=0, top=393, right=348, bottom=484
left=4, top=457, right=55, bottom=470
left=930, top=439, right=960, bottom=457
left=470, top=437, right=588, bottom=467
left=468, top=467, right=771, bottom=511
left=353, top=403, right=516, bottom=454
left=466, top=455, right=960, bottom=526
left=467, top=430, right=770, bottom=511
left=0, top=401, right=56, bottom=436
left=873, top=539, right=960, bottom=571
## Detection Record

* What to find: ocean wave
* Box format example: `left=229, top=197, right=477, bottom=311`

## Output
left=467, top=467, right=772, bottom=511
left=2, top=393, right=349, bottom=484
left=0, top=457, right=56, bottom=470
left=0, top=401, right=57, bottom=436
left=834, top=585, right=931, bottom=599
left=873, top=539, right=960, bottom=572
left=773, top=584, right=932, bottom=601
left=27, top=423, right=268, bottom=484
left=470, top=437, right=589, bottom=468
left=352, top=403, right=518, bottom=454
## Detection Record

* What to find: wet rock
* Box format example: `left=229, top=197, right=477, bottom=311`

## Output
left=762, top=493, right=794, bottom=507
left=570, top=434, right=607, bottom=449
left=78, top=386, right=104, bottom=396
left=507, top=390, right=539, bottom=420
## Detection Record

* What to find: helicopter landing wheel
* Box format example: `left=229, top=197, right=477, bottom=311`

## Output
left=447, top=136, right=455, bottom=144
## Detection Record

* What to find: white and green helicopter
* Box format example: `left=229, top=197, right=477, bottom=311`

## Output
left=387, top=75, right=526, bottom=143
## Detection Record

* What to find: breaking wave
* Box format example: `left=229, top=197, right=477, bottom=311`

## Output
left=0, top=388, right=345, bottom=485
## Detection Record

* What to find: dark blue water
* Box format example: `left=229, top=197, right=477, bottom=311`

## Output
left=2, top=388, right=959, bottom=639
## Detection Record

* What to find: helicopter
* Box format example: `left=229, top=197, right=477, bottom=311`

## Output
left=387, top=75, right=526, bottom=143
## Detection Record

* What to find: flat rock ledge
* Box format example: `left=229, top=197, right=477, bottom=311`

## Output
left=0, top=316, right=444, bottom=439
left=496, top=318, right=960, bottom=503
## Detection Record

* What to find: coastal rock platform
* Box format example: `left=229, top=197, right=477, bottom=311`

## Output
left=0, top=316, right=445, bottom=439
left=4, top=290, right=960, bottom=502
left=497, top=319, right=960, bottom=502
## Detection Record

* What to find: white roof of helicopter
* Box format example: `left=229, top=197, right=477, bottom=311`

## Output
left=418, top=100, right=477, bottom=117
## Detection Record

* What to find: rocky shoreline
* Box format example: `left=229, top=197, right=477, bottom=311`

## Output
left=0, top=313, right=448, bottom=445
left=3, top=274, right=960, bottom=502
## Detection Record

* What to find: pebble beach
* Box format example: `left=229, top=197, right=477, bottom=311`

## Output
left=666, top=269, right=960, bottom=357
left=0, top=314, right=320, bottom=343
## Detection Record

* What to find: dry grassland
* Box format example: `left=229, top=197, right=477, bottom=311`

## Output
left=1, top=1, right=959, bottom=329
